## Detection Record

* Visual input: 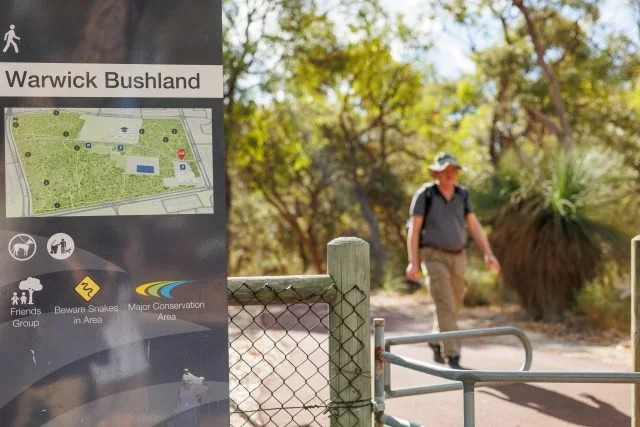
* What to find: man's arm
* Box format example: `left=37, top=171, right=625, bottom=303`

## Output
left=14, top=35, right=20, bottom=40
left=406, top=215, right=424, bottom=280
left=406, top=186, right=427, bottom=280
left=466, top=213, right=500, bottom=273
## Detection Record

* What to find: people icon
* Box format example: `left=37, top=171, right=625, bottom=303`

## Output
left=47, top=233, right=75, bottom=260
left=11, top=291, right=35, bottom=306
left=10, top=277, right=44, bottom=306
left=3, top=24, right=20, bottom=54
left=50, top=239, right=70, bottom=255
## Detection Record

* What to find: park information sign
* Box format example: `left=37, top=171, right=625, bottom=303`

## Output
left=0, top=1, right=228, bottom=426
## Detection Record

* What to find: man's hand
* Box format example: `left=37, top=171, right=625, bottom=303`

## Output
left=466, top=213, right=501, bottom=274
left=406, top=215, right=424, bottom=282
left=406, top=263, right=421, bottom=281
left=484, top=253, right=501, bottom=274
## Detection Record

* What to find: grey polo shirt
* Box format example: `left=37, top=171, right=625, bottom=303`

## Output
left=409, top=183, right=473, bottom=250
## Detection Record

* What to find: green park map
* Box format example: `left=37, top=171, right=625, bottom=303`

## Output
left=5, top=108, right=214, bottom=217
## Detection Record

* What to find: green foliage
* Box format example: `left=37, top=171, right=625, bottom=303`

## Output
left=229, top=190, right=302, bottom=276
left=487, top=148, right=634, bottom=320
left=233, top=100, right=344, bottom=273
left=223, top=0, right=640, bottom=328
left=574, top=263, right=631, bottom=332
left=463, top=258, right=504, bottom=307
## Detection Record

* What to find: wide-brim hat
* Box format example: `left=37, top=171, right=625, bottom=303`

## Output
left=428, top=152, right=465, bottom=172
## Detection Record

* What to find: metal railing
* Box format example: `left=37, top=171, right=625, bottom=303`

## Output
left=374, top=318, right=640, bottom=427
left=382, top=326, right=532, bottom=399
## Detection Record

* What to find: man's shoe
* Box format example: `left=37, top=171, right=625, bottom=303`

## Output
left=429, top=343, right=445, bottom=364
left=447, top=356, right=467, bottom=370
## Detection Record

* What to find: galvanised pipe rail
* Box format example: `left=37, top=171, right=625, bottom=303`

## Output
left=383, top=326, right=532, bottom=398
left=374, top=318, right=640, bottom=427
left=378, top=414, right=425, bottom=427
left=382, top=351, right=640, bottom=383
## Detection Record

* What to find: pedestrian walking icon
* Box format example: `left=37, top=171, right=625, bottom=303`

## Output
left=3, top=24, right=20, bottom=54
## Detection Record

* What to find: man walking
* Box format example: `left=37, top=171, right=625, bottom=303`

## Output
left=3, top=24, right=20, bottom=54
left=406, top=152, right=500, bottom=369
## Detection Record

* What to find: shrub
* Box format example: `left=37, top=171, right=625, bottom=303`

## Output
left=574, top=263, right=630, bottom=332
left=477, top=148, right=632, bottom=321
left=464, top=255, right=503, bottom=307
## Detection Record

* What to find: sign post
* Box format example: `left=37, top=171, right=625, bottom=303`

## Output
left=0, top=1, right=228, bottom=426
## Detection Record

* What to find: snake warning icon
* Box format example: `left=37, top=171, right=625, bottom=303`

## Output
left=74, top=276, right=101, bottom=302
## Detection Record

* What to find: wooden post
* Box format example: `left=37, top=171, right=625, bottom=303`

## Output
left=633, top=236, right=640, bottom=427
left=328, top=237, right=372, bottom=427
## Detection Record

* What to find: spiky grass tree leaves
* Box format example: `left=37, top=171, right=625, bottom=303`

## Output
left=488, top=148, right=633, bottom=321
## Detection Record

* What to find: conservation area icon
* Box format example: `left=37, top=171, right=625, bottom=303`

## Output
left=135, top=281, right=194, bottom=299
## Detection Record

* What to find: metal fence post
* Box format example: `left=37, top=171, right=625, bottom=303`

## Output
left=463, top=382, right=475, bottom=427
left=328, top=237, right=372, bottom=427
left=633, top=235, right=640, bottom=427
left=374, top=318, right=385, bottom=427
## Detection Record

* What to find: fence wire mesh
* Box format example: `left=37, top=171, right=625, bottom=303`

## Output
left=229, top=281, right=368, bottom=427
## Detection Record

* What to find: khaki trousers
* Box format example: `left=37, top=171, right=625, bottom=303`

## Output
left=420, top=247, right=467, bottom=357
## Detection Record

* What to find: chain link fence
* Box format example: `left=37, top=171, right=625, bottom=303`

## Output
left=228, top=242, right=371, bottom=427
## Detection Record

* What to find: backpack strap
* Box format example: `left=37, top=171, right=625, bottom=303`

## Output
left=406, top=183, right=435, bottom=239
left=456, top=184, right=471, bottom=215
left=417, top=184, right=435, bottom=246
left=421, top=183, right=435, bottom=222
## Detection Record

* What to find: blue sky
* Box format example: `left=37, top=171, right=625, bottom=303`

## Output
left=380, top=0, right=639, bottom=79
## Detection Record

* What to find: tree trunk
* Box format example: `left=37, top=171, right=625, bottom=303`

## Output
left=488, top=73, right=511, bottom=168
left=513, top=0, right=573, bottom=149
left=307, top=238, right=325, bottom=274
left=298, top=239, right=310, bottom=273
left=261, top=192, right=325, bottom=274
left=354, top=186, right=385, bottom=288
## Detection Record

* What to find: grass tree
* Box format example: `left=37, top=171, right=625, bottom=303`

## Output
left=484, top=149, right=633, bottom=321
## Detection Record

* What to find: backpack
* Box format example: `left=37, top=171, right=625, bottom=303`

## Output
left=406, top=183, right=435, bottom=247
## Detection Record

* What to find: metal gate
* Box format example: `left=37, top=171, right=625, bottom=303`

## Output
left=373, top=318, right=640, bottom=427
